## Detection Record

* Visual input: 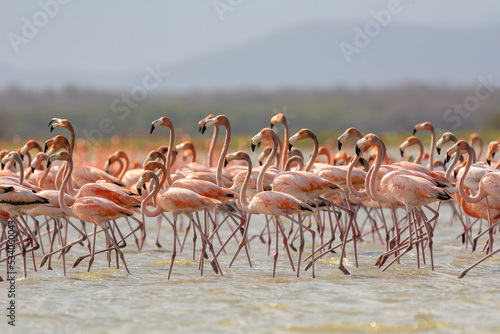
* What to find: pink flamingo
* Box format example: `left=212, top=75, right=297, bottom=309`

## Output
left=47, top=151, right=135, bottom=274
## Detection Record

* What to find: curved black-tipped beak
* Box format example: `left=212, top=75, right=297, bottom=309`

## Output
left=412, top=128, right=417, bottom=135
left=337, top=141, right=342, bottom=151
left=400, top=148, right=404, bottom=158
left=198, top=125, right=202, bottom=133
left=31, top=166, right=35, bottom=173
left=445, top=154, right=451, bottom=163
left=288, top=143, right=293, bottom=151
left=454, top=169, right=458, bottom=179
left=355, top=145, right=361, bottom=156
left=201, top=123, right=207, bottom=134
left=487, top=159, right=491, bottom=166
left=1, top=163, right=4, bottom=170
left=48, top=119, right=57, bottom=127
left=251, top=143, right=256, bottom=152
left=436, top=147, right=441, bottom=155
left=224, top=158, right=229, bottom=167
left=443, top=158, right=447, bottom=166
left=150, top=124, right=156, bottom=134
left=142, top=184, right=147, bottom=190
left=47, top=160, right=52, bottom=168
left=259, top=160, right=263, bottom=166
left=270, top=122, right=274, bottom=129
left=19, top=153, right=24, bottom=161
left=43, top=142, right=49, bottom=153
left=136, top=188, right=142, bottom=196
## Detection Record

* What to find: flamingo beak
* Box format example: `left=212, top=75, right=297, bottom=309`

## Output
left=270, top=122, right=274, bottom=129
left=338, top=141, right=342, bottom=151
left=400, top=148, right=404, bottom=158
left=487, top=159, right=491, bottom=166
left=224, top=158, right=229, bottom=167
left=251, top=143, right=256, bottom=152
left=1, top=162, right=4, bottom=170
left=289, top=143, right=293, bottom=151
left=436, top=147, right=441, bottom=155
left=355, top=145, right=361, bottom=156
left=201, top=123, right=207, bottom=134
left=150, top=123, right=156, bottom=134
left=412, top=127, right=417, bottom=135
left=31, top=167, right=35, bottom=173
left=136, top=187, right=142, bottom=196
left=44, top=142, right=49, bottom=153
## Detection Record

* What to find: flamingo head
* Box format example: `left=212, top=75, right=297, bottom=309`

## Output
left=338, top=127, right=363, bottom=151
left=270, top=113, right=286, bottom=129
left=225, top=151, right=250, bottom=167
left=150, top=116, right=173, bottom=134
left=413, top=121, right=434, bottom=135
left=198, top=114, right=215, bottom=133
left=202, top=114, right=228, bottom=134
left=47, top=151, right=71, bottom=168
left=446, top=140, right=470, bottom=163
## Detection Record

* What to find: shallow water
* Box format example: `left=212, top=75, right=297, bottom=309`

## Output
left=1, top=206, right=500, bottom=334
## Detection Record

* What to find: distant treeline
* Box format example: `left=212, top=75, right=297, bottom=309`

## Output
left=1, top=84, right=499, bottom=146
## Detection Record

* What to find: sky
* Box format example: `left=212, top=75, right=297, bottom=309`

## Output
left=1, top=0, right=499, bottom=89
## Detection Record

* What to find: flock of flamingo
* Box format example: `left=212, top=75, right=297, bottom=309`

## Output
left=0, top=114, right=499, bottom=281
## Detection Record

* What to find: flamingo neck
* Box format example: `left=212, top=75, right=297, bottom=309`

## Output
left=207, top=126, right=219, bottom=168
left=346, top=155, right=367, bottom=198
left=304, top=133, right=319, bottom=172
left=239, top=157, right=252, bottom=210
left=414, top=140, right=424, bottom=164
left=458, top=147, right=486, bottom=203
left=216, top=123, right=231, bottom=187
left=119, top=154, right=129, bottom=180
left=281, top=119, right=289, bottom=172
left=59, top=159, right=74, bottom=216
left=428, top=129, right=435, bottom=171
left=165, top=125, right=174, bottom=187
left=367, top=138, right=391, bottom=203
left=141, top=174, right=164, bottom=217
left=258, top=133, right=277, bottom=193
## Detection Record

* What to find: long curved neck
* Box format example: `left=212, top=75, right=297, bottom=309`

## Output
left=165, top=126, right=174, bottom=187
left=428, top=129, right=435, bottom=171
left=141, top=175, right=164, bottom=217
left=59, top=159, right=74, bottom=216
left=258, top=134, right=277, bottom=193
left=304, top=133, right=319, bottom=172
left=346, top=155, right=367, bottom=198
left=239, top=157, right=252, bottom=210
left=119, top=155, right=129, bottom=180
left=207, top=126, right=218, bottom=168
left=39, top=164, right=51, bottom=188
left=284, top=156, right=304, bottom=171
left=281, top=120, right=289, bottom=172
left=13, top=154, right=24, bottom=185
left=216, top=122, right=231, bottom=187
left=458, top=147, right=486, bottom=203
left=414, top=140, right=424, bottom=164
left=68, top=124, right=76, bottom=153
left=367, top=138, right=392, bottom=203
left=445, top=152, right=461, bottom=180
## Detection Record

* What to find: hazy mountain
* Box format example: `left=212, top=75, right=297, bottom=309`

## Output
left=2, top=22, right=500, bottom=91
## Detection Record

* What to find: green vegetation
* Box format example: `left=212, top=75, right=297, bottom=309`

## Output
left=1, top=84, right=499, bottom=149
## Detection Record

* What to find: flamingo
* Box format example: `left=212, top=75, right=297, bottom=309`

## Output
left=470, top=133, right=484, bottom=162
left=225, top=141, right=315, bottom=278
left=104, top=150, right=143, bottom=189
left=135, top=168, right=223, bottom=279
left=413, top=122, right=436, bottom=171
left=47, top=151, right=134, bottom=274
left=400, top=136, right=425, bottom=164
left=356, top=134, right=452, bottom=271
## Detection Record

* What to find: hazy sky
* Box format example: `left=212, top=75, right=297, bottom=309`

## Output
left=1, top=1, right=499, bottom=86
